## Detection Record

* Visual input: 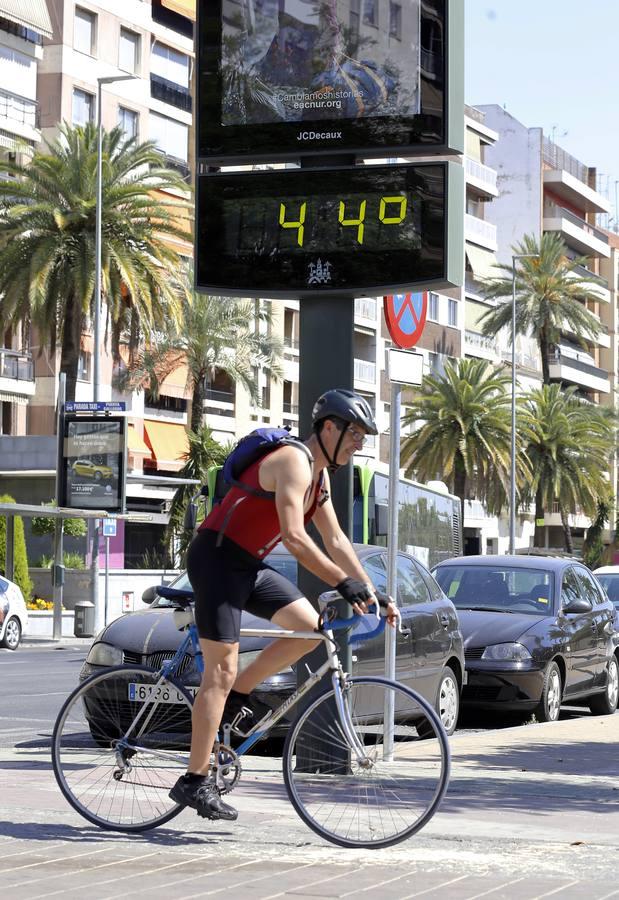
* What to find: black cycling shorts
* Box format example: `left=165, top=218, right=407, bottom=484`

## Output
left=187, top=529, right=304, bottom=643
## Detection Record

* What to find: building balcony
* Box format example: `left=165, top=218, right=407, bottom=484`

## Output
left=0, top=348, right=35, bottom=402
left=567, top=265, right=611, bottom=304
left=464, top=330, right=499, bottom=360
left=548, top=348, right=610, bottom=394
left=282, top=402, right=299, bottom=417
left=150, top=74, right=192, bottom=113
left=465, top=157, right=498, bottom=198
left=561, top=313, right=611, bottom=350
left=354, top=358, right=376, bottom=385
left=543, top=203, right=610, bottom=258
left=465, top=214, right=497, bottom=251
left=0, top=87, right=39, bottom=141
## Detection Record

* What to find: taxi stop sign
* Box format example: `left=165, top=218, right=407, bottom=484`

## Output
left=384, top=293, right=428, bottom=349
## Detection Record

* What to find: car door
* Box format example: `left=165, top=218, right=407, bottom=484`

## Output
left=574, top=566, right=614, bottom=687
left=350, top=553, right=415, bottom=685
left=393, top=554, right=444, bottom=701
left=560, top=566, right=597, bottom=696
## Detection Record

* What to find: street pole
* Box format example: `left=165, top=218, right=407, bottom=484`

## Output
left=93, top=75, right=137, bottom=403
left=509, top=253, right=539, bottom=554
left=384, top=379, right=401, bottom=760
left=52, top=373, right=66, bottom=640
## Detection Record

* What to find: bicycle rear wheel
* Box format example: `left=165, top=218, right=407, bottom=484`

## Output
left=52, top=665, right=193, bottom=832
left=282, top=675, right=450, bottom=849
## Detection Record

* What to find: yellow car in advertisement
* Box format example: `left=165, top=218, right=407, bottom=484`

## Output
left=71, top=459, right=114, bottom=481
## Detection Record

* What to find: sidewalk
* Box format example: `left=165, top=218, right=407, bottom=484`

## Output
left=1, top=714, right=618, bottom=898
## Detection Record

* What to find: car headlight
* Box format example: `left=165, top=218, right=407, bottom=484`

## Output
left=86, top=642, right=124, bottom=666
left=481, top=643, right=532, bottom=661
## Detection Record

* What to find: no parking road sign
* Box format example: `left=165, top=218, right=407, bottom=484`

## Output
left=384, top=293, right=428, bottom=349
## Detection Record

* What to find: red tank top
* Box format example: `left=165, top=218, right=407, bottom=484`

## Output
left=199, top=451, right=325, bottom=559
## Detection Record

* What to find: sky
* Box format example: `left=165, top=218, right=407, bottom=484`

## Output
left=465, top=1, right=619, bottom=226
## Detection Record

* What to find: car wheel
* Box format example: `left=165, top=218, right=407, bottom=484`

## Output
left=533, top=661, right=562, bottom=723
left=588, top=655, right=619, bottom=716
left=1, top=616, right=21, bottom=650
left=94, top=471, right=101, bottom=481
left=436, top=666, right=459, bottom=735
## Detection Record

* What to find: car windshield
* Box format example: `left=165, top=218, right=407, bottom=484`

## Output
left=596, top=574, right=619, bottom=607
left=434, top=565, right=554, bottom=615
left=150, top=555, right=298, bottom=608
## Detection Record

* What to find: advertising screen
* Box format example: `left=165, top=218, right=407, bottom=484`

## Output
left=196, top=161, right=456, bottom=298
left=60, top=416, right=127, bottom=512
left=198, top=0, right=460, bottom=162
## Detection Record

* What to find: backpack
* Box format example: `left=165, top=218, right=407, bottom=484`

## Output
left=222, top=427, right=312, bottom=499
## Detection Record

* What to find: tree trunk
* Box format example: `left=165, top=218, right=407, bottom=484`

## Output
left=453, top=455, right=467, bottom=539
left=534, top=487, right=545, bottom=548
left=190, top=373, right=206, bottom=433
left=560, top=505, right=574, bottom=555
left=539, top=332, right=551, bottom=386
left=60, top=293, right=83, bottom=402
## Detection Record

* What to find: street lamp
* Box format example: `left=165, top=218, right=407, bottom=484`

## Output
left=509, top=253, right=539, bottom=554
left=93, top=74, right=137, bottom=402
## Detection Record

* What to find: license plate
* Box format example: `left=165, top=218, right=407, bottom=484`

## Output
left=128, top=682, right=196, bottom=704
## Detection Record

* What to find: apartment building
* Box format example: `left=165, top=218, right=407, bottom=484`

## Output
left=475, top=105, right=614, bottom=552
left=0, top=1, right=52, bottom=437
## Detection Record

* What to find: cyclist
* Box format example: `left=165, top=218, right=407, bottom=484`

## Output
left=170, top=388, right=397, bottom=821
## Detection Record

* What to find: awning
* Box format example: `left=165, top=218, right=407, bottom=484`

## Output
left=0, top=0, right=53, bottom=38
left=161, top=0, right=195, bottom=21
left=0, top=391, right=28, bottom=405
left=127, top=424, right=152, bottom=457
left=465, top=244, right=499, bottom=282
left=143, top=419, right=189, bottom=472
left=160, top=361, right=189, bottom=400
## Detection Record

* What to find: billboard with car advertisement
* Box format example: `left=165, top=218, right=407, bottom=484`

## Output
left=59, top=416, right=127, bottom=512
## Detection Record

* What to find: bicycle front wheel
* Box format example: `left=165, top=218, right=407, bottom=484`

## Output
left=52, top=665, right=193, bottom=832
left=283, top=676, right=450, bottom=849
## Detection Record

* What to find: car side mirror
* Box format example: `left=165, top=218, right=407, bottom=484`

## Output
left=561, top=597, right=593, bottom=614
left=142, top=586, right=158, bottom=604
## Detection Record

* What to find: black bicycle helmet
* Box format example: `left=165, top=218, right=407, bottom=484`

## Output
left=312, top=389, right=378, bottom=471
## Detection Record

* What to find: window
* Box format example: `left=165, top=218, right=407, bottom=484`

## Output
left=151, top=43, right=190, bottom=89
left=389, top=2, right=402, bottom=39
left=428, top=292, right=439, bottom=321
left=77, top=351, right=91, bottom=381
left=363, top=555, right=387, bottom=595
left=74, top=7, right=96, bottom=55
left=119, top=27, right=140, bottom=73
left=574, top=567, right=604, bottom=606
left=72, top=88, right=94, bottom=125
left=363, top=0, right=378, bottom=27
left=561, top=568, right=582, bottom=609
left=448, top=299, right=458, bottom=327
left=118, top=106, right=138, bottom=140
left=396, top=557, right=430, bottom=607
left=149, top=111, right=188, bottom=162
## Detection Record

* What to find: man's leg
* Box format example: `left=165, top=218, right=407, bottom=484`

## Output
left=169, top=639, right=239, bottom=820
left=232, top=598, right=320, bottom=694
left=188, top=638, right=238, bottom=774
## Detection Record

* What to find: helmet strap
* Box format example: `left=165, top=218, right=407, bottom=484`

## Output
left=315, top=425, right=347, bottom=472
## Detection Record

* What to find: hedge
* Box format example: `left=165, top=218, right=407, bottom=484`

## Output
left=0, top=494, right=33, bottom=599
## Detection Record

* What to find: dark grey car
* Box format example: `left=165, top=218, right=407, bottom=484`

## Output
left=433, top=555, right=619, bottom=722
left=81, top=545, right=465, bottom=734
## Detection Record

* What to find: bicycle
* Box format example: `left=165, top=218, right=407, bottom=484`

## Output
left=52, top=587, right=451, bottom=849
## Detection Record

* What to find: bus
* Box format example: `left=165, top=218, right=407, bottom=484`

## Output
left=204, top=462, right=461, bottom=569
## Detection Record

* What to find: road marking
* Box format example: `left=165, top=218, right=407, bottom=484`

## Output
left=464, top=877, right=527, bottom=899
left=401, top=875, right=470, bottom=897
left=532, top=882, right=579, bottom=899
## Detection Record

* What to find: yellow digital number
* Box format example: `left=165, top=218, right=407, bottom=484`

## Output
left=339, top=200, right=367, bottom=244
left=279, top=202, right=306, bottom=247
left=379, top=195, right=408, bottom=224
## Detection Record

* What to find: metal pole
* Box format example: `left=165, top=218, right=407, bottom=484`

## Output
left=93, top=80, right=103, bottom=403
left=104, top=535, right=110, bottom=626
left=510, top=257, right=517, bottom=555
left=53, top=373, right=66, bottom=640
left=384, top=381, right=401, bottom=760
left=92, top=520, right=101, bottom=633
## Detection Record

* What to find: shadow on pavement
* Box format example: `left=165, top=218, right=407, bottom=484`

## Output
left=0, top=819, right=229, bottom=845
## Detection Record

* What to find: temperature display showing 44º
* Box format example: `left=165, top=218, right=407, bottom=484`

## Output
left=196, top=162, right=451, bottom=299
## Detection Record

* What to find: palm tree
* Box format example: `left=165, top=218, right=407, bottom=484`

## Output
left=120, top=282, right=283, bottom=433
left=0, top=123, right=190, bottom=400
left=479, top=232, right=603, bottom=384
left=400, top=358, right=526, bottom=522
left=166, top=425, right=232, bottom=567
left=519, top=384, right=615, bottom=552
